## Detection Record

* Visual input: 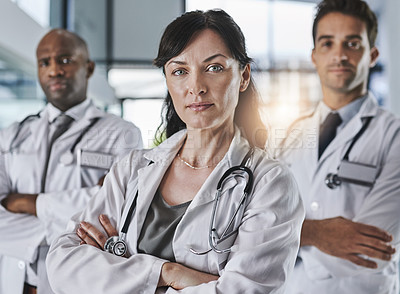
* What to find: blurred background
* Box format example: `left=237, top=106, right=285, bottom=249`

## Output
left=0, top=0, right=398, bottom=148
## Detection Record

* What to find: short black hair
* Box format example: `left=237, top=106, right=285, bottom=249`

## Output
left=312, top=0, right=378, bottom=48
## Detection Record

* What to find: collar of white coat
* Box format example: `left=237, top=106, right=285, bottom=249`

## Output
left=316, top=92, right=378, bottom=125
left=30, top=100, right=105, bottom=150
left=316, top=92, right=378, bottom=162
left=45, top=98, right=92, bottom=123
left=143, top=126, right=250, bottom=167
left=140, top=126, right=252, bottom=206
left=40, top=99, right=105, bottom=127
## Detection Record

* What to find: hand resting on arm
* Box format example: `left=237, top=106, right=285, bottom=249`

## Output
left=77, top=214, right=218, bottom=290
left=301, top=216, right=395, bottom=269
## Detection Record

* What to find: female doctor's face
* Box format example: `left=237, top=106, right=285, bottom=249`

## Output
left=164, top=29, right=250, bottom=131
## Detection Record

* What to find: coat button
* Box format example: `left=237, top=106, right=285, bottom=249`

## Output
left=18, top=261, right=25, bottom=270
left=310, top=201, right=319, bottom=211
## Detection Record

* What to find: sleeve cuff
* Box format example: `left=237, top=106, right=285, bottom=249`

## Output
left=36, top=193, right=48, bottom=223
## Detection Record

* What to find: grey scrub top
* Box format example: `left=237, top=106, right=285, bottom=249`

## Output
left=137, top=189, right=191, bottom=261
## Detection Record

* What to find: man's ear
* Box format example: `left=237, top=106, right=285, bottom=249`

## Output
left=86, top=60, right=95, bottom=78
left=369, top=47, right=379, bottom=68
left=239, top=64, right=251, bottom=92
left=311, top=48, right=317, bottom=67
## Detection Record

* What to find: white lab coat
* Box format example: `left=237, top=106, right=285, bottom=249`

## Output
left=0, top=100, right=142, bottom=294
left=275, top=94, right=400, bottom=294
left=47, top=128, right=304, bottom=294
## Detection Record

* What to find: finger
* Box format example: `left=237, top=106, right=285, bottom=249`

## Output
left=347, top=254, right=377, bottom=269
left=76, top=227, right=101, bottom=249
left=358, top=236, right=396, bottom=255
left=356, top=244, right=394, bottom=261
left=356, top=222, right=392, bottom=242
left=80, top=240, right=86, bottom=245
left=99, top=214, right=118, bottom=237
left=80, top=221, right=108, bottom=248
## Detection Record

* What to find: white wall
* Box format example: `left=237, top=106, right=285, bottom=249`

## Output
left=0, top=0, right=47, bottom=75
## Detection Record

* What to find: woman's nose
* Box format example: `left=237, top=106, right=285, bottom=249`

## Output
left=188, top=73, right=207, bottom=96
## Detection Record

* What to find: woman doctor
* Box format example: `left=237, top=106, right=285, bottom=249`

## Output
left=47, top=9, right=304, bottom=293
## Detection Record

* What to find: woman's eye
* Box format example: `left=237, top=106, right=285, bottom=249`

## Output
left=207, top=65, right=223, bottom=72
left=172, top=69, right=186, bottom=76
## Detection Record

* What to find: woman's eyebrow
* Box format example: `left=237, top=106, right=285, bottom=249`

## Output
left=166, top=53, right=229, bottom=67
left=166, top=60, right=186, bottom=67
left=203, top=53, right=228, bottom=63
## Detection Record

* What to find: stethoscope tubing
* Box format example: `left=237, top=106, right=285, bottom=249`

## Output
left=325, top=116, right=373, bottom=189
left=9, top=113, right=100, bottom=157
left=106, top=148, right=255, bottom=257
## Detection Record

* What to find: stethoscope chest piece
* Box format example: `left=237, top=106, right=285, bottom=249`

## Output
left=60, top=152, right=74, bottom=165
left=104, top=236, right=127, bottom=257
left=325, top=173, right=342, bottom=189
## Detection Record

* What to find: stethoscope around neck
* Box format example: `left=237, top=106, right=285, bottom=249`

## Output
left=325, top=116, right=376, bottom=189
left=7, top=113, right=100, bottom=161
left=58, top=117, right=101, bottom=165
left=104, top=148, right=255, bottom=257
left=7, top=113, right=41, bottom=153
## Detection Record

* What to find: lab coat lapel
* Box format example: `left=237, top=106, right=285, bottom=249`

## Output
left=30, top=109, right=49, bottom=151
left=303, top=111, right=320, bottom=176
left=58, top=102, right=105, bottom=140
left=283, top=109, right=320, bottom=179
left=135, top=131, right=187, bottom=240
left=318, top=115, right=363, bottom=163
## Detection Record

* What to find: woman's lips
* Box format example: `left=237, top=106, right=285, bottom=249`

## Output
left=187, top=102, right=214, bottom=111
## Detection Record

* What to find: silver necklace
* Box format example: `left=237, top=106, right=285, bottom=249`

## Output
left=177, top=153, right=210, bottom=170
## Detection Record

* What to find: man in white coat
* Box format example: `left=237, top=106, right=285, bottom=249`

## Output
left=0, top=29, right=142, bottom=294
left=276, top=0, right=400, bottom=293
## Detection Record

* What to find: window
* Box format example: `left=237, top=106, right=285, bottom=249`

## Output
left=108, top=68, right=166, bottom=147
left=11, top=0, right=50, bottom=27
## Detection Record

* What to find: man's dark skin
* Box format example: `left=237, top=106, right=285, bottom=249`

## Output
left=1, top=29, right=96, bottom=216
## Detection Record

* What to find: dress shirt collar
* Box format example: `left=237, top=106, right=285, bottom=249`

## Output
left=319, top=94, right=368, bottom=128
left=47, top=98, right=91, bottom=124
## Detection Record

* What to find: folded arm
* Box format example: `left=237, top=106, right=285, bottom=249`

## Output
left=301, top=217, right=394, bottom=269
left=77, top=214, right=218, bottom=290
left=301, top=127, right=400, bottom=276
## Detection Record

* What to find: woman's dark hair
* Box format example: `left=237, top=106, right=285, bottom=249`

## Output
left=312, top=0, right=378, bottom=48
left=154, top=9, right=267, bottom=148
